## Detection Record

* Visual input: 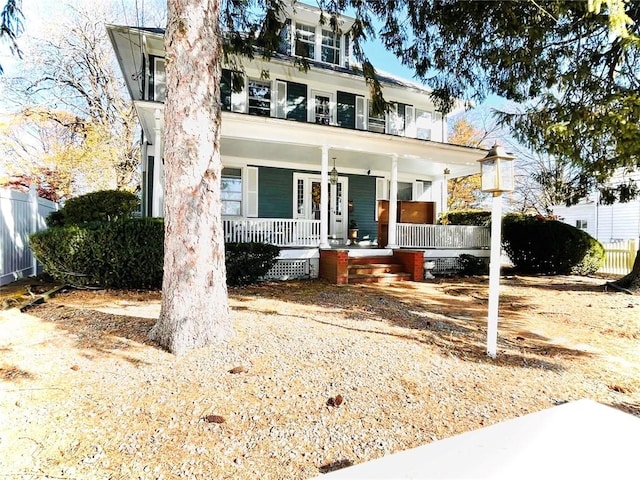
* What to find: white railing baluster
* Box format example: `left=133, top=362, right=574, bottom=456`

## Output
left=222, top=218, right=322, bottom=247
left=395, top=223, right=490, bottom=249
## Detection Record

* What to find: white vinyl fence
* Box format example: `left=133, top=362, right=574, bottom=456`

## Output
left=0, top=187, right=58, bottom=286
left=599, top=239, right=638, bottom=276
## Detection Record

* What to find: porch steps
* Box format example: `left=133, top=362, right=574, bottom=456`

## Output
left=347, top=255, right=411, bottom=284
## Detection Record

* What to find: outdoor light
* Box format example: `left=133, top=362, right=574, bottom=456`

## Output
left=330, top=157, right=339, bottom=185
left=479, top=142, right=515, bottom=359
left=478, top=143, right=515, bottom=193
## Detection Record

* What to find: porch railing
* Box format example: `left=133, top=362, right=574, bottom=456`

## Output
left=223, top=218, right=321, bottom=247
left=396, top=223, right=491, bottom=249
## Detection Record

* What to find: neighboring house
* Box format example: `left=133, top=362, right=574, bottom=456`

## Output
left=107, top=3, right=489, bottom=282
left=553, top=193, right=640, bottom=243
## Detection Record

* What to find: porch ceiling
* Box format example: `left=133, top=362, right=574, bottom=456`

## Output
left=137, top=104, right=486, bottom=179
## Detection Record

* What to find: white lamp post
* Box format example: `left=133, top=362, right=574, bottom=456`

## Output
left=478, top=143, right=515, bottom=358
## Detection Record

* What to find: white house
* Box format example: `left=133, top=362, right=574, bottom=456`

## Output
left=552, top=174, right=640, bottom=243
left=107, top=3, right=490, bottom=282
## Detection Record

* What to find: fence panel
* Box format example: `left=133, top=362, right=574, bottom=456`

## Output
left=599, top=239, right=638, bottom=276
left=1, top=187, right=58, bottom=286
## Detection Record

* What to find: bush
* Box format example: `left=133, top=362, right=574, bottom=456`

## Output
left=440, top=210, right=491, bottom=226
left=502, top=214, right=604, bottom=275
left=225, top=242, right=281, bottom=286
left=458, top=254, right=489, bottom=275
left=46, top=189, right=139, bottom=226
left=31, top=220, right=280, bottom=288
left=30, top=218, right=164, bottom=289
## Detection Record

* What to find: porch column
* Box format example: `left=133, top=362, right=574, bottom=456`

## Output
left=441, top=168, right=450, bottom=218
left=387, top=154, right=399, bottom=248
left=152, top=108, right=164, bottom=217
left=319, top=145, right=330, bottom=248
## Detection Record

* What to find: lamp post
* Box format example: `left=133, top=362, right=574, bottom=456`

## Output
left=478, top=143, right=515, bottom=358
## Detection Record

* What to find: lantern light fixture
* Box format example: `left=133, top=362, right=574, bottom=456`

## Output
left=478, top=143, right=515, bottom=194
left=330, top=157, right=339, bottom=185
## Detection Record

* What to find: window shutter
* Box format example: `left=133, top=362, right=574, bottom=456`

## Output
left=355, top=96, right=366, bottom=130
left=231, top=76, right=246, bottom=113
left=245, top=166, right=259, bottom=217
left=375, top=177, right=387, bottom=220
left=433, top=112, right=443, bottom=141
left=405, top=105, right=416, bottom=138
left=413, top=180, right=424, bottom=201
left=276, top=81, right=287, bottom=119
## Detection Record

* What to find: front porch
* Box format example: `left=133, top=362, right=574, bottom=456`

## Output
left=223, top=218, right=490, bottom=281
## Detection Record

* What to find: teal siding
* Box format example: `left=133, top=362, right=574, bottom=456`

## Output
left=258, top=167, right=293, bottom=218
left=346, top=174, right=377, bottom=240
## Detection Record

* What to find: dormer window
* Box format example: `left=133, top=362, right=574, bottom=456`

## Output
left=321, top=29, right=341, bottom=65
left=295, top=23, right=316, bottom=59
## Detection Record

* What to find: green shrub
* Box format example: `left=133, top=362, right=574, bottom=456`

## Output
left=46, top=189, right=139, bottom=226
left=571, top=235, right=605, bottom=275
left=31, top=220, right=280, bottom=288
left=45, top=210, right=66, bottom=228
left=502, top=214, right=604, bottom=275
left=225, top=242, right=281, bottom=286
left=458, top=254, right=489, bottom=275
left=30, top=218, right=164, bottom=288
left=440, top=210, right=491, bottom=226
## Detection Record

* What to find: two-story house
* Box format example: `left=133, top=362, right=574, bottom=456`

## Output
left=107, top=3, right=489, bottom=282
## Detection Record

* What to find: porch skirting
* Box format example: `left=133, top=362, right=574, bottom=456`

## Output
left=261, top=247, right=491, bottom=281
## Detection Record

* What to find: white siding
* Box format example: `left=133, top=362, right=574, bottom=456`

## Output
left=553, top=199, right=640, bottom=242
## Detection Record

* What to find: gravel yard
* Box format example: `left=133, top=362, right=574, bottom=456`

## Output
left=1, top=276, right=639, bottom=479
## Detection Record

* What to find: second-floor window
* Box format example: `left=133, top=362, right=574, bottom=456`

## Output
left=248, top=79, right=271, bottom=116
left=321, top=29, right=341, bottom=65
left=416, top=109, right=433, bottom=140
left=150, top=56, right=166, bottom=102
left=368, top=102, right=386, bottom=134
left=295, top=23, right=316, bottom=59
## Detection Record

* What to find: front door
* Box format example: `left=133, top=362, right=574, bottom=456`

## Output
left=294, top=173, right=348, bottom=241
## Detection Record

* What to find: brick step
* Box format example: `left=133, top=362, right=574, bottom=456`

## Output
left=348, top=263, right=405, bottom=275
left=348, top=255, right=396, bottom=265
left=348, top=272, right=412, bottom=284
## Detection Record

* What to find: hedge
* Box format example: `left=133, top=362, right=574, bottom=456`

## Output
left=502, top=214, right=604, bottom=275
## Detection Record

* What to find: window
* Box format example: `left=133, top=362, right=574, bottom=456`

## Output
left=576, top=220, right=588, bottom=230
left=397, top=182, right=413, bottom=201
left=389, top=103, right=406, bottom=136
left=368, top=101, right=386, bottom=134
left=221, top=168, right=242, bottom=216
left=221, top=69, right=232, bottom=111
left=151, top=56, right=166, bottom=102
left=248, top=79, right=271, bottom=116
left=321, top=29, right=341, bottom=64
left=314, top=94, right=331, bottom=125
left=295, top=23, right=315, bottom=59
left=416, top=109, right=433, bottom=140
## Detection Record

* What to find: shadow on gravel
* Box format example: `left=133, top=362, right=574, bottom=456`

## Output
left=231, top=278, right=594, bottom=372
left=24, top=303, right=160, bottom=365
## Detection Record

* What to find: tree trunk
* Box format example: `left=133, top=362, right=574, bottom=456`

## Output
left=149, top=0, right=233, bottom=354
left=610, top=249, right=640, bottom=292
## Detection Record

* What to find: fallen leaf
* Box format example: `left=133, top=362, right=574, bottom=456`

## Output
left=204, top=415, right=225, bottom=424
